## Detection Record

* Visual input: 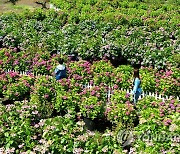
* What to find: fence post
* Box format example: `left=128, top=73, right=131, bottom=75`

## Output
left=166, top=95, right=168, bottom=101
left=159, top=94, right=161, bottom=100
left=146, top=91, right=148, bottom=97
left=150, top=92, right=152, bottom=97
left=155, top=93, right=158, bottom=100
left=177, top=96, right=179, bottom=101
left=142, top=92, right=145, bottom=98
left=87, top=82, right=89, bottom=89
left=90, top=82, right=92, bottom=89
left=163, top=97, right=165, bottom=102
left=160, top=94, right=165, bottom=102
left=152, top=92, right=154, bottom=98
left=108, top=85, right=111, bottom=101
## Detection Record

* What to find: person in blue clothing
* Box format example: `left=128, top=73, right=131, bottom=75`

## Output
left=132, top=68, right=142, bottom=105
left=54, top=58, right=67, bottom=80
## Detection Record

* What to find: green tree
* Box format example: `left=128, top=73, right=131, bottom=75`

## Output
left=35, top=0, right=50, bottom=9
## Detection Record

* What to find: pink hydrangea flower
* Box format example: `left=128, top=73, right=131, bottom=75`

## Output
left=9, top=71, right=18, bottom=78
left=90, top=90, right=96, bottom=96
left=170, top=100, right=175, bottom=104
left=113, top=84, right=118, bottom=89
left=85, top=105, right=89, bottom=109
left=15, top=92, right=19, bottom=96
left=62, top=96, right=67, bottom=100
left=152, top=102, right=156, bottom=106
left=90, top=80, right=93, bottom=85
left=125, top=93, right=130, bottom=98
left=160, top=113, right=164, bottom=117
left=89, top=105, right=94, bottom=109
left=126, top=111, right=130, bottom=115
left=96, top=93, right=100, bottom=98
left=160, top=102, right=165, bottom=106
left=44, top=94, right=49, bottom=99
left=165, top=70, right=173, bottom=76
left=105, top=72, right=110, bottom=76
left=114, top=116, right=118, bottom=119
left=13, top=60, right=19, bottom=65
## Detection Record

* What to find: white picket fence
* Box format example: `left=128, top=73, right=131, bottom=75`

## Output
left=4, top=70, right=180, bottom=101
left=83, top=82, right=179, bottom=102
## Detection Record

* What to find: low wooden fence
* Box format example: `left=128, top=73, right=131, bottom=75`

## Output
left=4, top=70, right=180, bottom=101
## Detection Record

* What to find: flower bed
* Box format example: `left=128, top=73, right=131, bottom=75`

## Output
left=0, top=86, right=179, bottom=153
left=0, top=1, right=179, bottom=69
left=133, top=97, right=180, bottom=153
left=1, top=48, right=179, bottom=97
left=0, top=1, right=179, bottom=152
left=0, top=53, right=180, bottom=152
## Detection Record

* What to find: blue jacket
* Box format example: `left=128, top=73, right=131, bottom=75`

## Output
left=133, top=78, right=142, bottom=94
left=55, top=64, right=66, bottom=80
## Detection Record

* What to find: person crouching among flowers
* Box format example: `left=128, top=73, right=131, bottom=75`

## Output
left=54, top=58, right=67, bottom=80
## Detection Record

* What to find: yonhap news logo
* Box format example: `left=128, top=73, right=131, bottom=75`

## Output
left=117, top=129, right=180, bottom=147
left=117, top=129, right=134, bottom=147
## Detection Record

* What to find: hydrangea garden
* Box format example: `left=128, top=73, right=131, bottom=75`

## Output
left=0, top=0, right=179, bottom=153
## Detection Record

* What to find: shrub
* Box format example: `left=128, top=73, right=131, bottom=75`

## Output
left=79, top=86, right=106, bottom=119
left=30, top=76, right=56, bottom=118
left=134, top=97, right=180, bottom=153
left=106, top=90, right=137, bottom=128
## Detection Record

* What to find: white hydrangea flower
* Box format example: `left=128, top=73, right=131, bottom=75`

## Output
left=169, top=124, right=178, bottom=132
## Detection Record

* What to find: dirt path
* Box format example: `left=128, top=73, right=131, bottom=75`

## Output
left=0, top=0, right=48, bottom=13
